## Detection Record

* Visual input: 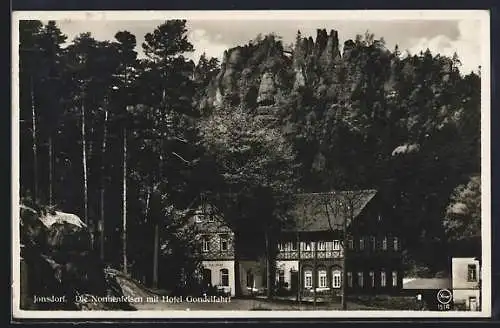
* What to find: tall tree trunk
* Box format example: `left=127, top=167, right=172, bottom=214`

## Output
left=153, top=136, right=165, bottom=288
left=30, top=76, right=38, bottom=201
left=143, top=188, right=151, bottom=284
left=265, top=229, right=272, bottom=299
left=81, top=100, right=88, bottom=224
left=48, top=136, right=53, bottom=206
left=145, top=189, right=151, bottom=223
left=152, top=223, right=159, bottom=288
left=100, top=109, right=108, bottom=261
left=313, top=241, right=317, bottom=309
left=297, top=232, right=301, bottom=306
left=341, top=212, right=348, bottom=310
left=122, top=126, right=128, bottom=274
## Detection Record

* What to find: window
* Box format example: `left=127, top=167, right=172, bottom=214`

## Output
left=319, top=270, right=327, bottom=288
left=348, top=238, right=354, bottom=250
left=291, top=242, right=297, bottom=251
left=318, top=241, right=326, bottom=251
left=304, top=242, right=312, bottom=251
left=392, top=271, right=398, bottom=287
left=369, top=271, right=375, bottom=287
left=359, top=238, right=365, bottom=250
left=220, top=234, right=229, bottom=251
left=380, top=271, right=386, bottom=287
left=382, top=237, right=387, bottom=250
left=278, top=242, right=285, bottom=251
left=333, top=240, right=341, bottom=250
left=304, top=270, right=313, bottom=288
left=468, top=264, right=477, bottom=282
left=386, top=90, right=397, bottom=100
left=202, top=236, right=210, bottom=252
left=347, top=272, right=353, bottom=287
left=332, top=270, right=342, bottom=288
left=393, top=237, right=399, bottom=251
left=370, top=236, right=376, bottom=251
left=358, top=272, right=364, bottom=287
left=220, top=269, right=229, bottom=286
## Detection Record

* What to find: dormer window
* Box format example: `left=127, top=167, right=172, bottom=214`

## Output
left=359, top=238, right=365, bottom=250
left=348, top=238, right=354, bottom=250
left=370, top=236, right=376, bottom=251
left=194, top=210, right=203, bottom=223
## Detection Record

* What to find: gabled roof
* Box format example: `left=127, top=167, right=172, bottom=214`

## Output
left=283, top=189, right=378, bottom=232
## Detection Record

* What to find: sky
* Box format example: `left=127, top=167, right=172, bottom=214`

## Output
left=33, top=12, right=486, bottom=74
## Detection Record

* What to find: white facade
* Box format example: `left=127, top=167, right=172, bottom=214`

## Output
left=276, top=260, right=299, bottom=290
left=238, top=260, right=266, bottom=295
left=452, top=257, right=481, bottom=311
left=202, top=260, right=236, bottom=296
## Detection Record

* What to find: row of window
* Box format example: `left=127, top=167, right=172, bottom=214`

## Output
left=200, top=234, right=400, bottom=253
left=301, top=269, right=399, bottom=289
left=195, top=212, right=215, bottom=223
left=201, top=234, right=231, bottom=252
left=278, top=237, right=400, bottom=252
left=202, top=268, right=230, bottom=287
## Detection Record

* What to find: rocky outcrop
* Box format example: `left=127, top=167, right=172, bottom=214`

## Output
left=256, top=72, right=277, bottom=105
left=19, top=205, right=135, bottom=310
left=200, top=27, right=399, bottom=125
left=203, top=29, right=347, bottom=113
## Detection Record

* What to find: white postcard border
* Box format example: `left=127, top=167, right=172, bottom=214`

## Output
left=11, top=9, right=492, bottom=319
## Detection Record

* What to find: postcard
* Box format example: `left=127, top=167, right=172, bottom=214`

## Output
left=11, top=10, right=491, bottom=319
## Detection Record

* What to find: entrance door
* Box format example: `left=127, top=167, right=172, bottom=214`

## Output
left=469, top=297, right=478, bottom=311
left=290, top=271, right=298, bottom=292
left=203, top=269, right=212, bottom=287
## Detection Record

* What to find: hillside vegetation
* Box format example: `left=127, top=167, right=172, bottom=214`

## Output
left=19, top=20, right=481, bottom=293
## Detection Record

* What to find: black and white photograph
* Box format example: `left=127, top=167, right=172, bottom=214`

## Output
left=11, top=10, right=491, bottom=319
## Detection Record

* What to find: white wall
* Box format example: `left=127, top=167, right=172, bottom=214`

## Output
left=453, top=289, right=480, bottom=310
left=238, top=260, right=266, bottom=296
left=202, top=260, right=236, bottom=296
left=452, top=257, right=480, bottom=290
left=452, top=257, right=481, bottom=311
left=276, top=260, right=299, bottom=289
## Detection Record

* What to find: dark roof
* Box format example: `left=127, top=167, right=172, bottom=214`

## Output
left=403, top=278, right=451, bottom=290
left=283, top=189, right=378, bottom=232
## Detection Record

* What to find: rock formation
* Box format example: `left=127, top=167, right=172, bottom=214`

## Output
left=19, top=204, right=135, bottom=310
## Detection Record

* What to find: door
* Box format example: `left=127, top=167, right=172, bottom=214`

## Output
left=290, top=271, right=298, bottom=292
left=469, top=297, right=478, bottom=311
left=202, top=269, right=212, bottom=287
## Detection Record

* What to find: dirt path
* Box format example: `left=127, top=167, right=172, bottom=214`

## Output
left=133, top=298, right=378, bottom=311
left=113, top=273, right=378, bottom=311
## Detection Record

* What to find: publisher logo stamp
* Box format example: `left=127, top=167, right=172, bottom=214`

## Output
left=436, top=289, right=452, bottom=310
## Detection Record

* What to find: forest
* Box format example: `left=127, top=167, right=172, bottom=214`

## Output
left=18, top=20, right=481, bottom=293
